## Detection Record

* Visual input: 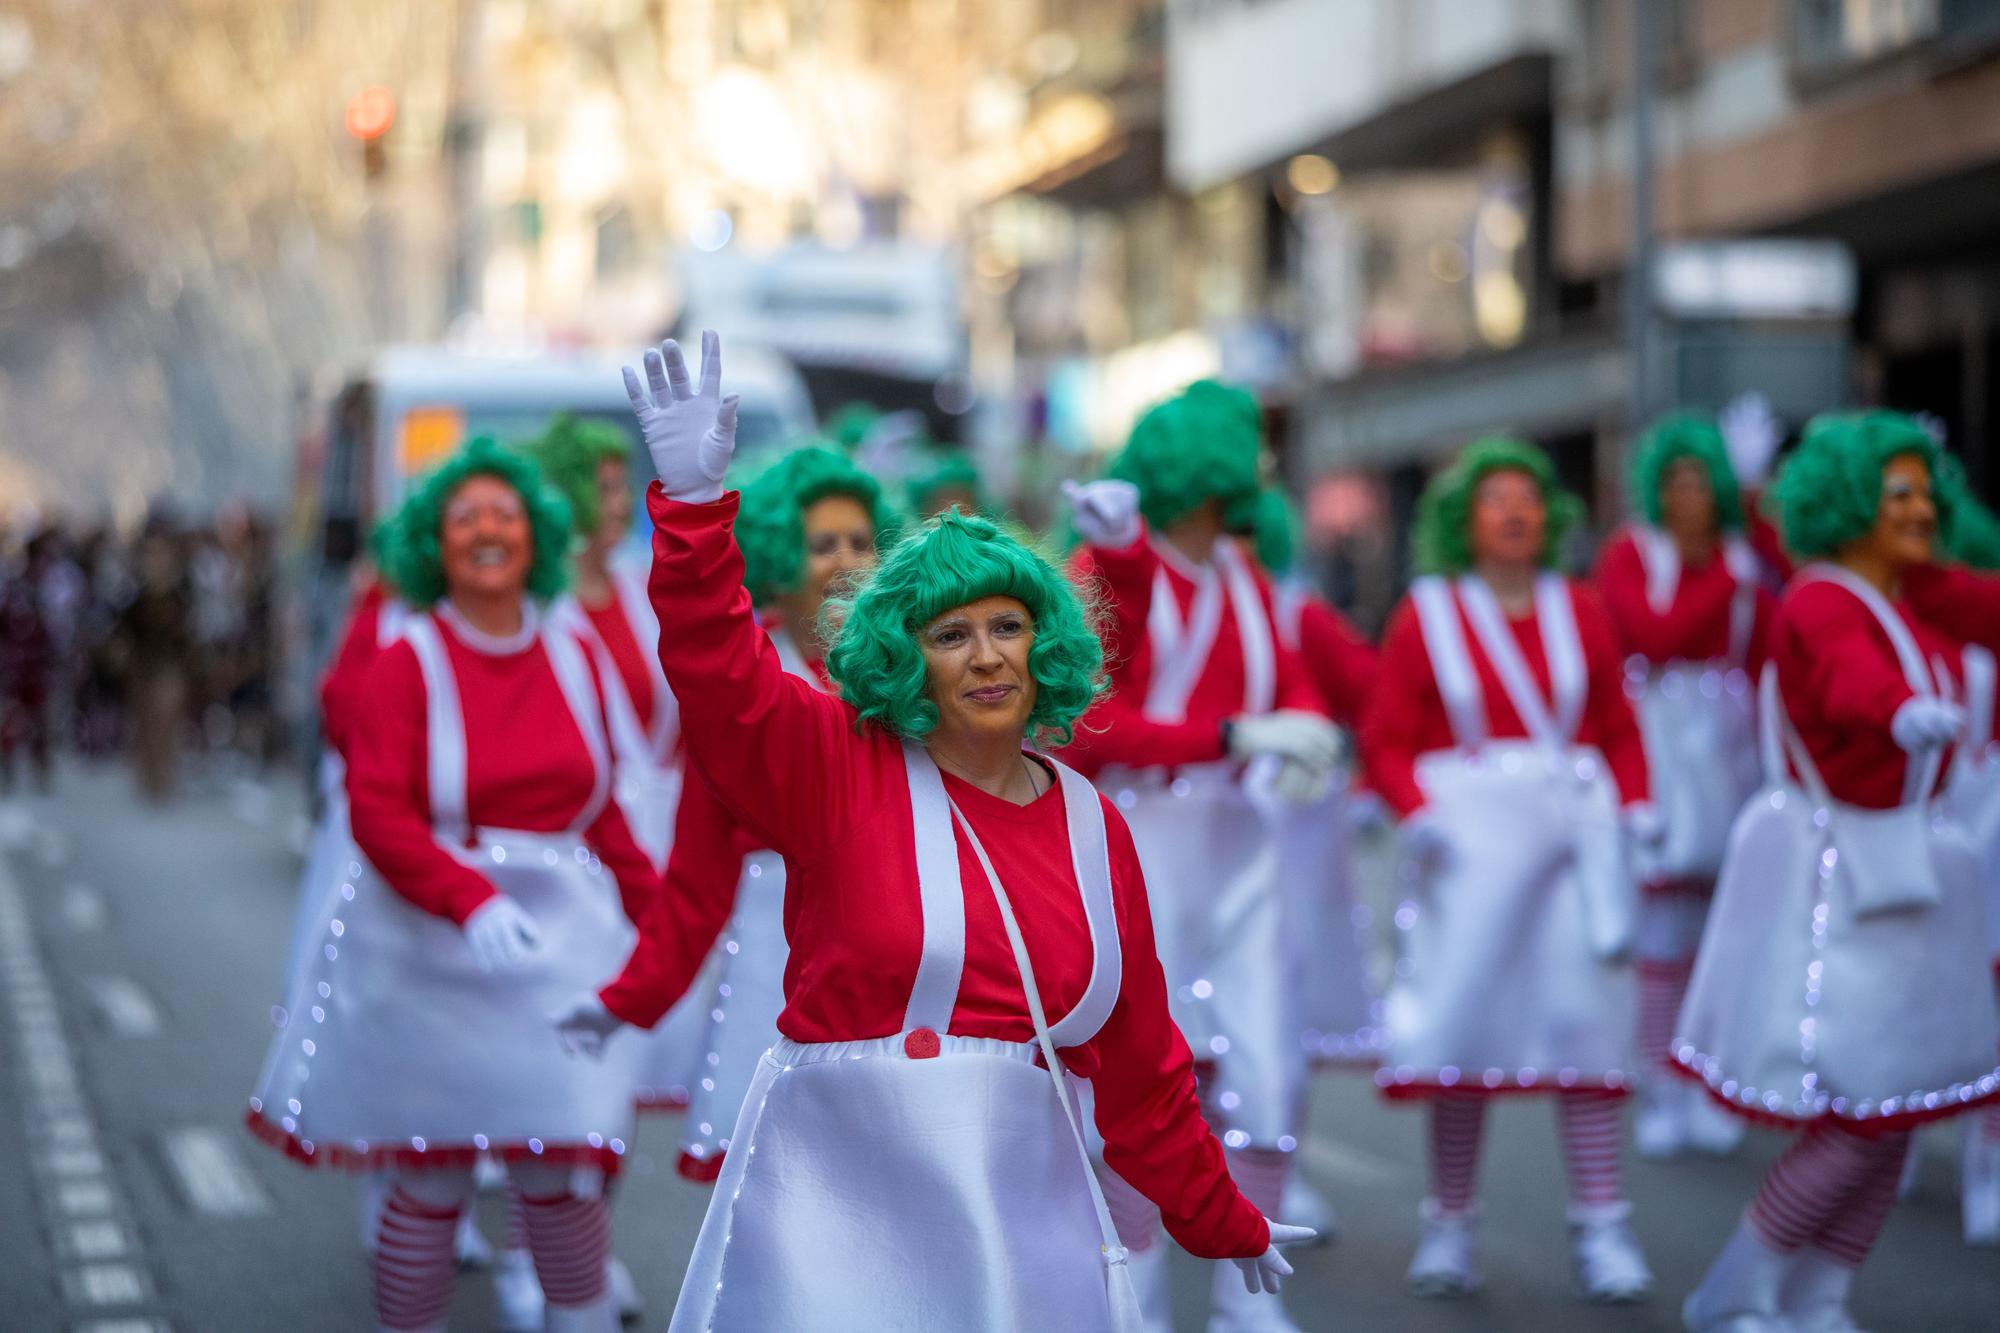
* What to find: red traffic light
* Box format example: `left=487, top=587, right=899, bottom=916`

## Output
left=345, top=86, right=396, bottom=142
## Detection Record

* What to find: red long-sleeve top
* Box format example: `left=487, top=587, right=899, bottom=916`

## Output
left=1361, top=580, right=1652, bottom=819
left=345, top=609, right=658, bottom=926
left=1903, top=563, right=2000, bottom=656
left=638, top=485, right=1267, bottom=1260
left=1277, top=586, right=1379, bottom=728
left=1594, top=528, right=1778, bottom=670
left=319, top=581, right=392, bottom=760
left=1061, top=533, right=1326, bottom=776
left=1771, top=575, right=1985, bottom=809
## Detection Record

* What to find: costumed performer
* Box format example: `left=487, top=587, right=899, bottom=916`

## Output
left=556, top=333, right=1310, bottom=1332
left=246, top=437, right=657, bottom=1333
left=1360, top=438, right=1659, bottom=1303
left=1676, top=410, right=2000, bottom=1330
left=1060, top=380, right=1341, bottom=1333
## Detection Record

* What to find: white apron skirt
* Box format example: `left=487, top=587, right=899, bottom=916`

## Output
left=278, top=752, right=361, bottom=1009
left=1632, top=662, right=1759, bottom=887
left=670, top=1035, right=1115, bottom=1333
left=680, top=850, right=789, bottom=1177
left=1269, top=782, right=1381, bottom=1065
left=1382, top=743, right=1637, bottom=1094
left=1103, top=762, right=1302, bottom=1143
left=248, top=828, right=642, bottom=1170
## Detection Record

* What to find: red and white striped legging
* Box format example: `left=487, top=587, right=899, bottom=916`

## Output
left=374, top=1163, right=609, bottom=1331
left=1745, top=1120, right=1911, bottom=1266
left=1428, top=1089, right=1626, bottom=1213
left=1635, top=889, right=1709, bottom=1073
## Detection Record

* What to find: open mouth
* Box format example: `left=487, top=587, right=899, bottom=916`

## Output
left=469, top=544, right=512, bottom=568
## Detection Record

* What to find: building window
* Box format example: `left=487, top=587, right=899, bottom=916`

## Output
left=1789, top=0, right=1942, bottom=71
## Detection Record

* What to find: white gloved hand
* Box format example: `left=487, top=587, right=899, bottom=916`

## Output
left=1234, top=1222, right=1316, bottom=1294
left=1270, top=755, right=1334, bottom=805
left=1061, top=479, right=1143, bottom=548
left=463, top=895, right=544, bottom=974
left=1624, top=802, right=1666, bottom=850
left=551, top=992, right=627, bottom=1060
left=1719, top=391, right=1781, bottom=487
left=1890, top=696, right=1965, bottom=753
left=1399, top=810, right=1453, bottom=878
left=1226, top=711, right=1342, bottom=773
left=621, top=330, right=739, bottom=503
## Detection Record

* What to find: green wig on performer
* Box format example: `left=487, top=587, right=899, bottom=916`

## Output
left=376, top=435, right=573, bottom=606
left=1630, top=412, right=1748, bottom=532
left=825, top=402, right=884, bottom=454
left=907, top=451, right=991, bottom=520
left=1413, top=436, right=1585, bottom=575
left=826, top=508, right=1107, bottom=746
left=1108, top=379, right=1271, bottom=535
left=1768, top=409, right=1996, bottom=561
left=736, top=445, right=904, bottom=608
left=521, top=413, right=632, bottom=542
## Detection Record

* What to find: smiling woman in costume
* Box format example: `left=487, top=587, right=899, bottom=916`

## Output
left=1676, top=411, right=2000, bottom=1332
left=559, top=333, right=1308, bottom=1332
left=1361, top=437, right=1659, bottom=1304
left=248, top=437, right=658, bottom=1333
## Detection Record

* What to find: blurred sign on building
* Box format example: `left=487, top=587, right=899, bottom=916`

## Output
left=1654, top=241, right=1858, bottom=321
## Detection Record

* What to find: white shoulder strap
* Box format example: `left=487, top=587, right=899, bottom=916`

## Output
left=1215, top=539, right=1276, bottom=716
left=376, top=597, right=409, bottom=647
left=1409, top=577, right=1486, bottom=748
left=1045, top=758, right=1121, bottom=1048
left=1274, top=578, right=1308, bottom=651
left=612, top=565, right=679, bottom=754
left=1458, top=574, right=1569, bottom=747
left=900, top=743, right=965, bottom=1035
left=1634, top=526, right=1679, bottom=614
left=1796, top=564, right=1942, bottom=806
left=402, top=614, right=468, bottom=840
left=1721, top=535, right=1760, bottom=668
left=1142, top=555, right=1225, bottom=723
left=541, top=619, right=614, bottom=833
left=1963, top=645, right=1996, bottom=755
left=770, top=625, right=831, bottom=693
left=1534, top=574, right=1589, bottom=742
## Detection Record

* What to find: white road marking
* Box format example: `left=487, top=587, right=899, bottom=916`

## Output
left=86, top=977, right=163, bottom=1038
left=75, top=1321, right=172, bottom=1333
left=63, top=1263, right=148, bottom=1306
left=159, top=1125, right=273, bottom=1218
left=1298, top=1136, right=1408, bottom=1190
left=54, top=1180, right=119, bottom=1217
left=65, top=1219, right=132, bottom=1261
left=62, top=883, right=108, bottom=932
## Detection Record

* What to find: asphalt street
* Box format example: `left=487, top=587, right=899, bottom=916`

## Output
left=0, top=757, right=1992, bottom=1331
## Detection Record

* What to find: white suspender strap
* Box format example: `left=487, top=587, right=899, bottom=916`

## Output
left=1721, top=535, right=1760, bottom=668
left=1634, top=525, right=1680, bottom=615
left=1215, top=539, right=1277, bottom=716
left=1458, top=574, right=1578, bottom=747
left=1796, top=564, right=1941, bottom=806
left=1535, top=574, right=1589, bottom=743
left=899, top=743, right=965, bottom=1035
left=1044, top=759, right=1122, bottom=1049
left=1274, top=578, right=1307, bottom=652
left=1963, top=645, right=1996, bottom=756
left=376, top=597, right=409, bottom=647
left=403, top=614, right=469, bottom=842
left=541, top=620, right=614, bottom=832
left=1143, top=544, right=1225, bottom=723
left=1410, top=576, right=1486, bottom=749
left=770, top=626, right=831, bottom=694
left=612, top=566, right=679, bottom=755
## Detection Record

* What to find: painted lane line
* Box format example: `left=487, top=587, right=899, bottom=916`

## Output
left=159, top=1126, right=273, bottom=1218
left=74, top=1321, right=173, bottom=1333
left=85, top=977, right=163, bottom=1038
left=61, top=1220, right=133, bottom=1262
left=60, top=1264, right=150, bottom=1307
left=53, top=1180, right=120, bottom=1218
left=1298, top=1135, right=1409, bottom=1191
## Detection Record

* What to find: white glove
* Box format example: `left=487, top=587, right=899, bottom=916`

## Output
left=1890, top=696, right=1965, bottom=753
left=1233, top=1222, right=1316, bottom=1294
left=1061, top=479, right=1143, bottom=548
left=551, top=991, right=627, bottom=1060
left=1624, top=802, right=1666, bottom=850
left=462, top=895, right=543, bottom=974
left=1719, top=391, right=1780, bottom=487
left=1270, top=756, right=1333, bottom=805
left=1226, top=711, right=1342, bottom=774
left=1399, top=810, right=1453, bottom=878
left=621, top=330, right=739, bottom=503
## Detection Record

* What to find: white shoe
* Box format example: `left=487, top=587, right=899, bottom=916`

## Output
left=1962, top=1124, right=2000, bottom=1246
left=607, top=1254, right=642, bottom=1321
left=1569, top=1201, right=1652, bottom=1304
left=1683, top=1218, right=1792, bottom=1332
left=493, top=1247, right=545, bottom=1333
left=1782, top=1248, right=1866, bottom=1332
left=1407, top=1199, right=1482, bottom=1298
left=454, top=1208, right=494, bottom=1269
left=1207, top=1252, right=1304, bottom=1332
left=1635, top=1082, right=1690, bottom=1160
left=1685, top=1087, right=1747, bottom=1158
left=1278, top=1175, right=1338, bottom=1245
left=544, top=1292, right=618, bottom=1333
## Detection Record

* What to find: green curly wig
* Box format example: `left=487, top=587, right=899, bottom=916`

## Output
left=1413, top=436, right=1584, bottom=575
left=521, top=413, right=632, bottom=540
left=1236, top=488, right=1299, bottom=573
left=1631, top=411, right=1747, bottom=531
left=736, top=445, right=903, bottom=606
left=1110, top=380, right=1267, bottom=530
left=824, top=509, right=1106, bottom=745
left=1769, top=409, right=1983, bottom=560
left=907, top=452, right=990, bottom=518
left=824, top=402, right=883, bottom=453
left=378, top=436, right=572, bottom=607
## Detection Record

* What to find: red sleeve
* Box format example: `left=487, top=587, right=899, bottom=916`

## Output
left=1057, top=689, right=1229, bottom=777
left=598, top=771, right=745, bottom=1028
left=343, top=641, right=498, bottom=925
left=645, top=484, right=876, bottom=860
left=1594, top=532, right=1738, bottom=663
left=1080, top=800, right=1269, bottom=1260
left=1572, top=584, right=1651, bottom=807
left=318, top=583, right=385, bottom=759
left=1358, top=600, right=1435, bottom=819
left=1903, top=563, right=2000, bottom=653
left=1295, top=597, right=1378, bottom=727
left=1782, top=582, right=1916, bottom=734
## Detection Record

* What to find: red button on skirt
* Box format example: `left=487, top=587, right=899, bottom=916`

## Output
left=903, top=1027, right=941, bottom=1060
